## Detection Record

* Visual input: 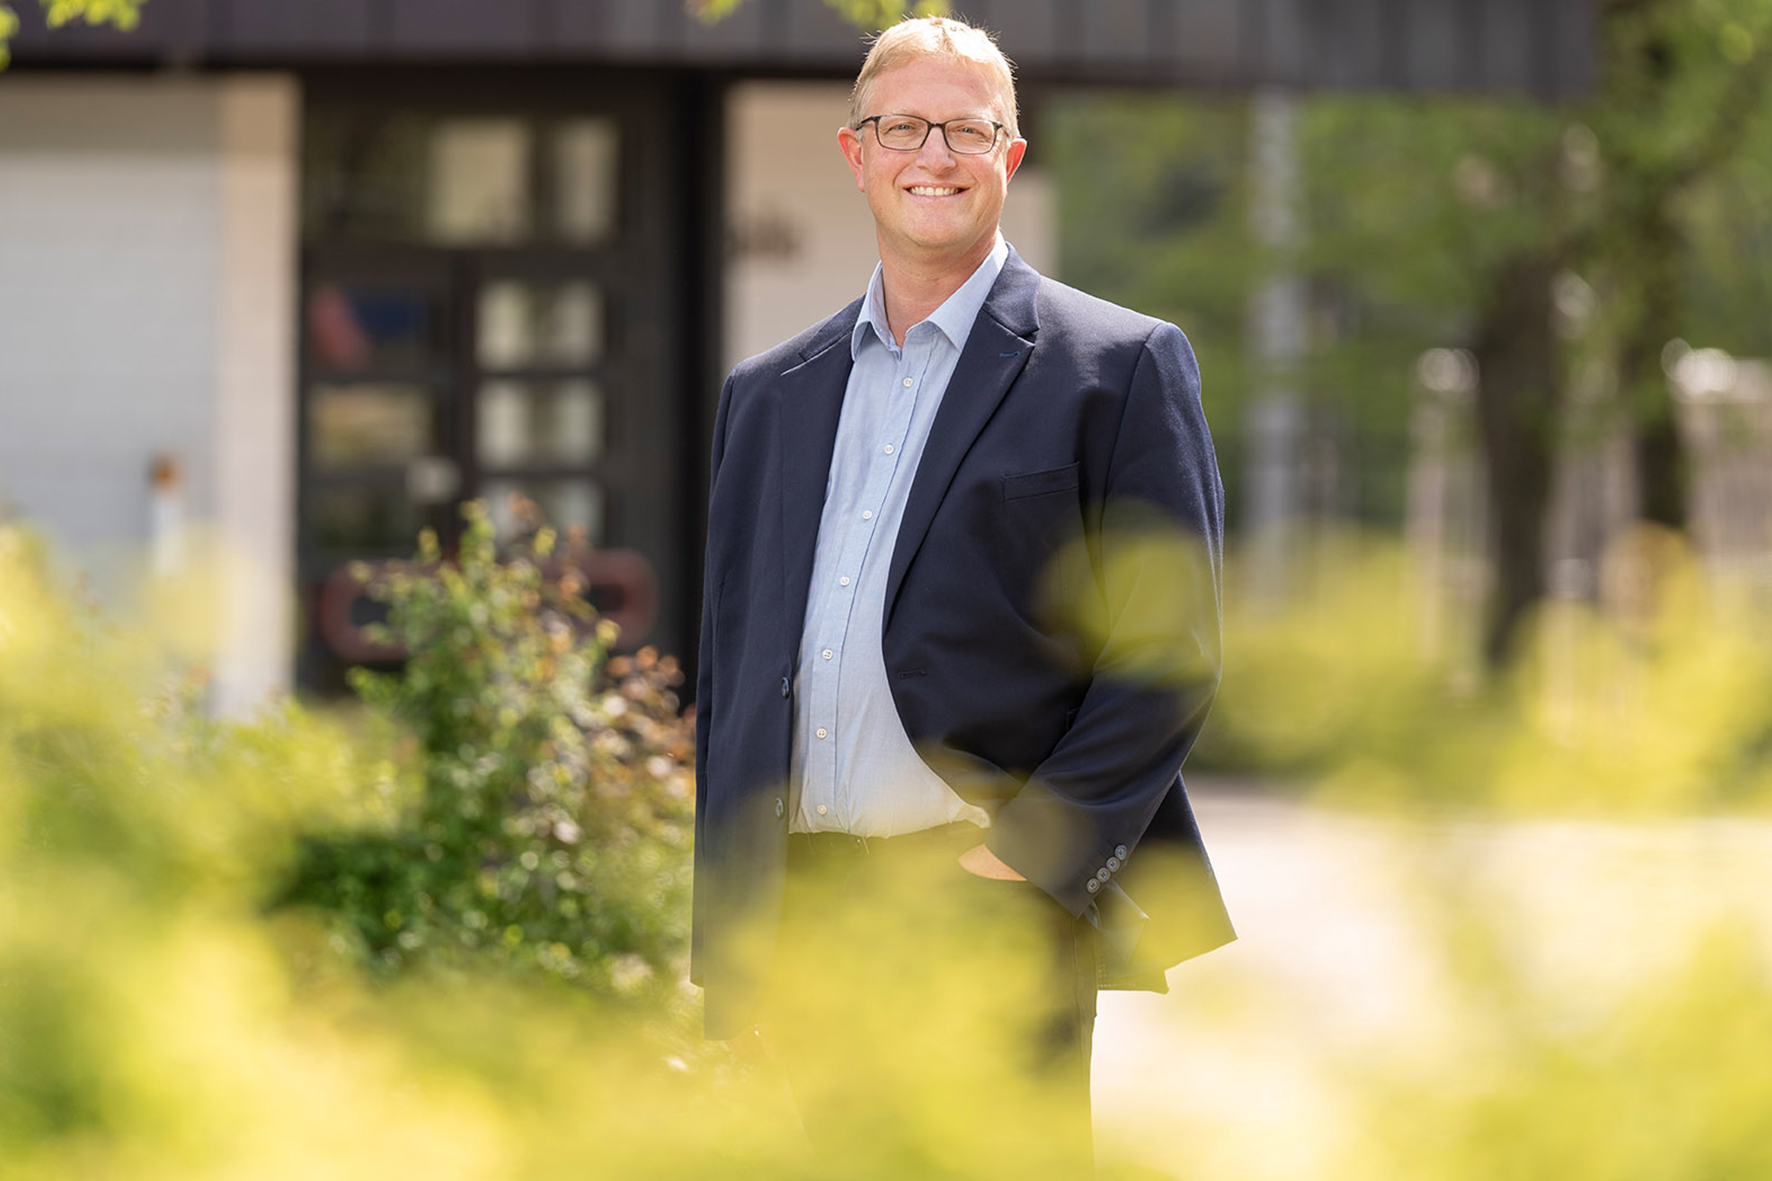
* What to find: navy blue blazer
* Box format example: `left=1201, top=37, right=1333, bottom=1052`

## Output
left=692, top=246, right=1234, bottom=1039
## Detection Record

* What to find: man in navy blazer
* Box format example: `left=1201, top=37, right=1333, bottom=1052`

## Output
left=692, top=15, right=1233, bottom=1155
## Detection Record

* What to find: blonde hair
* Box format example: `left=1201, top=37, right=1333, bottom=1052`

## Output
left=849, top=16, right=1020, bottom=141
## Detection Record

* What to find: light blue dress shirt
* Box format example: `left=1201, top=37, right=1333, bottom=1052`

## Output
left=787, top=236, right=1009, bottom=836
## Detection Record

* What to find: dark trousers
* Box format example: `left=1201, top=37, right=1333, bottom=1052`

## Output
left=765, top=821, right=1100, bottom=1180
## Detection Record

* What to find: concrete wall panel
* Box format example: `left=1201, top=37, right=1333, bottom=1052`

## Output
left=0, top=75, right=297, bottom=711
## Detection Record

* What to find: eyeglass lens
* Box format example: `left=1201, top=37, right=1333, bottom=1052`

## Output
left=872, top=116, right=997, bottom=154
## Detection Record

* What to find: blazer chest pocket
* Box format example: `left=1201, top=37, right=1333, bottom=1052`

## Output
left=1001, top=462, right=1079, bottom=502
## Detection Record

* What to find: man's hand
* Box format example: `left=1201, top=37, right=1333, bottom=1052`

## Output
left=959, top=843, right=1027, bottom=880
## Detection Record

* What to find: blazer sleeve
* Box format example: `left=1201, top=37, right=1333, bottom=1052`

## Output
left=690, top=372, right=735, bottom=987
left=984, top=322, right=1225, bottom=917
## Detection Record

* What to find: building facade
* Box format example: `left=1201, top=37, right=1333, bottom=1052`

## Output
left=0, top=0, right=1592, bottom=707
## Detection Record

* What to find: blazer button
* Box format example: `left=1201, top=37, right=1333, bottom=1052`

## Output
left=774, top=797, right=784, bottom=818
left=1114, top=844, right=1129, bottom=860
left=1106, top=856, right=1122, bottom=872
left=780, top=676, right=790, bottom=698
left=1095, top=868, right=1111, bottom=883
left=1085, top=878, right=1100, bottom=894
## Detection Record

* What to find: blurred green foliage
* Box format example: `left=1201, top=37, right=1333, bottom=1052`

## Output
left=6, top=511, right=1772, bottom=1177
left=692, top=0, right=944, bottom=31
left=1049, top=95, right=1260, bottom=517
left=0, top=0, right=144, bottom=68
left=1340, top=929, right=1772, bottom=1180
left=277, top=503, right=695, bottom=1003
left=1200, top=526, right=1772, bottom=814
left=0, top=518, right=795, bottom=1176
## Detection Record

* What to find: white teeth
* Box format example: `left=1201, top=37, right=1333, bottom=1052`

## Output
left=908, top=186, right=961, bottom=196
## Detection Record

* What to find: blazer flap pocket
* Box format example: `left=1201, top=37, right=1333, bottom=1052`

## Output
left=1001, top=462, right=1080, bottom=501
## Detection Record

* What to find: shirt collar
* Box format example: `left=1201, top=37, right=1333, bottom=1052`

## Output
left=851, top=234, right=1010, bottom=361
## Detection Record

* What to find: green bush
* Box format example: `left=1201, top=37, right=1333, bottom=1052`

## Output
left=1198, top=526, right=1772, bottom=814
left=277, top=502, right=695, bottom=1002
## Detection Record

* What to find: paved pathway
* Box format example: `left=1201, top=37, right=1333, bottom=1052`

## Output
left=1091, top=781, right=1772, bottom=1179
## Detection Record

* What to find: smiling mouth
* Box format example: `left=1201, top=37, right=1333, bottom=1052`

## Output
left=906, top=185, right=963, bottom=197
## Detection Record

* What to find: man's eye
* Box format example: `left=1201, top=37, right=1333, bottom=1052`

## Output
left=885, top=120, right=921, bottom=134
left=953, top=124, right=990, bottom=142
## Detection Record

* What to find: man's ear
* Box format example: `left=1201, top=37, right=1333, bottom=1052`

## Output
left=838, top=126, right=866, bottom=192
left=1004, top=137, right=1028, bottom=184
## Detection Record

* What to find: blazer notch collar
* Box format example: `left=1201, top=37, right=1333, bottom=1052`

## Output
left=981, top=242, right=1041, bottom=341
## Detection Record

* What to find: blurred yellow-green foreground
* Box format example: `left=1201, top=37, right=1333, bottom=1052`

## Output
left=5, top=513, right=1772, bottom=1180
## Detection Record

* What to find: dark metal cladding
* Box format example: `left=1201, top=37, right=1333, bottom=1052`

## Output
left=6, top=0, right=1594, bottom=98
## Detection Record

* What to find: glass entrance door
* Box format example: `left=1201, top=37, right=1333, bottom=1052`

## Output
left=297, top=79, right=678, bottom=691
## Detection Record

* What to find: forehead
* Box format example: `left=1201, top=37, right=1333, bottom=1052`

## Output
left=864, top=56, right=1006, bottom=116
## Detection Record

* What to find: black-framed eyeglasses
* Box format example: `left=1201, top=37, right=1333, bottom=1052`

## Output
left=854, top=114, right=1006, bottom=155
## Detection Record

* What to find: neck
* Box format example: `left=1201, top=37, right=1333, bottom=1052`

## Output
left=878, top=232, right=999, bottom=347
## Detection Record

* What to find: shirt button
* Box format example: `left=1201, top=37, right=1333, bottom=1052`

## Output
left=861, top=510, right=873, bottom=521
left=816, top=804, right=828, bottom=816
left=902, top=377, right=913, bottom=387
left=821, top=649, right=833, bottom=660
left=839, top=576, right=851, bottom=587
left=780, top=676, right=790, bottom=698
left=816, top=727, right=828, bottom=739
left=883, top=444, right=895, bottom=455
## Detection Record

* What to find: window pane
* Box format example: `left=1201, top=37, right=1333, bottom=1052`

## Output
left=553, top=119, right=619, bottom=243
left=306, top=282, right=443, bottom=372
left=477, top=280, right=606, bottom=369
left=482, top=478, right=604, bottom=545
left=309, top=384, right=435, bottom=467
left=429, top=118, right=532, bottom=243
left=479, top=380, right=604, bottom=467
left=309, top=486, right=422, bottom=553
left=306, top=110, right=617, bottom=245
left=303, top=110, right=430, bottom=240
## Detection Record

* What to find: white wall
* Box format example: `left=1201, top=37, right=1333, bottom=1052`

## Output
left=0, top=74, right=299, bottom=714
left=723, top=80, right=1055, bottom=373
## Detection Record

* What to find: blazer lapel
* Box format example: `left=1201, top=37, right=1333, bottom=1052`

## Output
left=884, top=248, right=1042, bottom=626
left=776, top=303, right=861, bottom=647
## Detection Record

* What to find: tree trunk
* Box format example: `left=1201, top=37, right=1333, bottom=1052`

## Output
left=1613, top=201, right=1687, bottom=530
left=1472, top=255, right=1563, bottom=669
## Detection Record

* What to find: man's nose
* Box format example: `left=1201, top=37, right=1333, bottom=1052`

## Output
left=915, top=126, right=959, bottom=167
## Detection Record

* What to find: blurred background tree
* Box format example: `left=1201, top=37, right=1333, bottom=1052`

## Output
left=692, top=0, right=945, bottom=30
left=1052, top=0, right=1772, bottom=669
left=0, top=0, right=144, bottom=67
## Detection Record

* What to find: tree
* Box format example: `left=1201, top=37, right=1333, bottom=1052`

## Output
left=0, top=0, right=145, bottom=68
left=693, top=0, right=944, bottom=27
left=1052, top=0, right=1772, bottom=669
left=1586, top=0, right=1772, bottom=532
